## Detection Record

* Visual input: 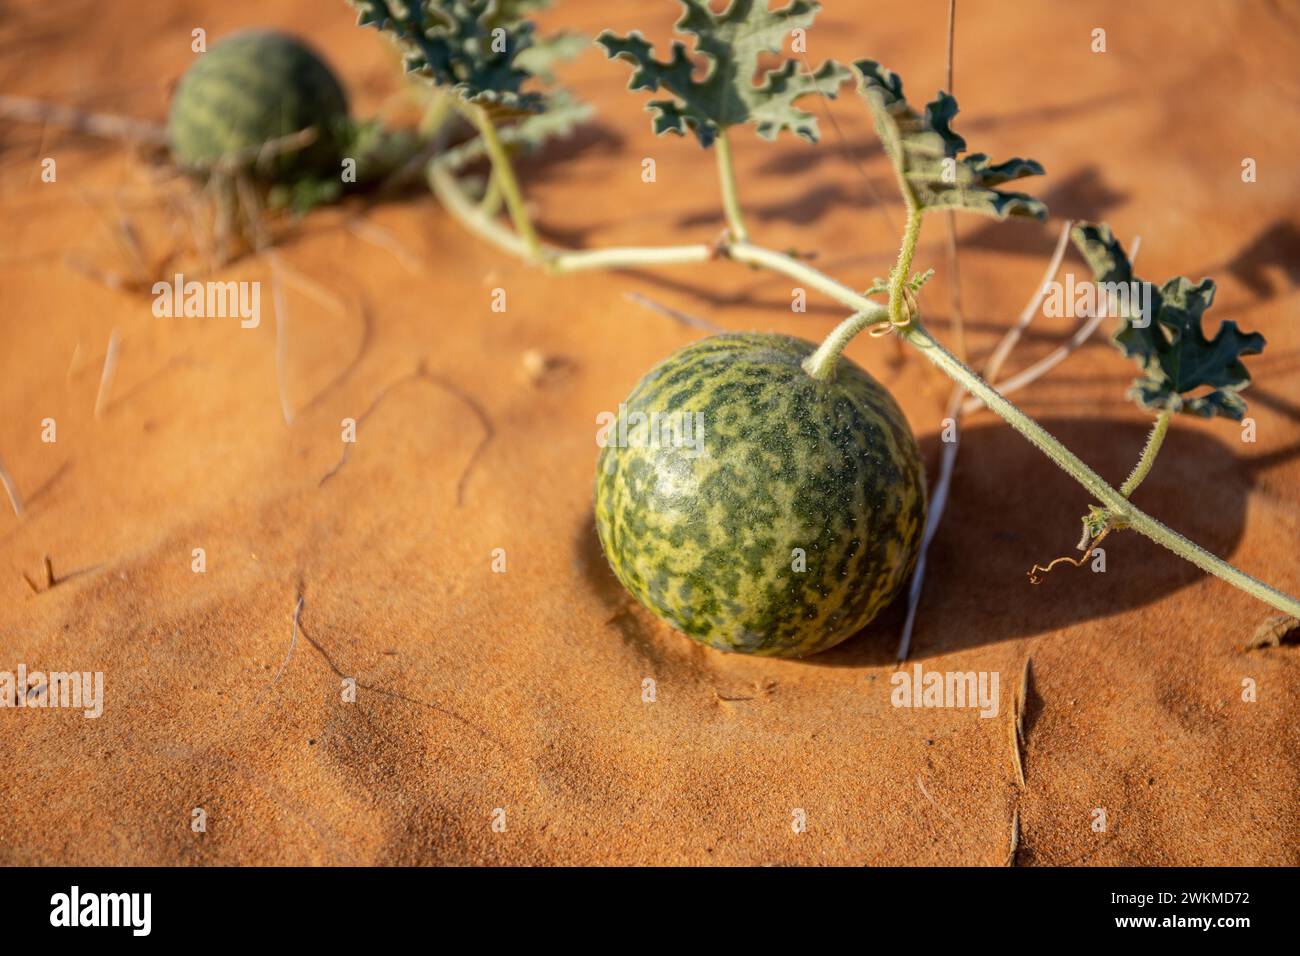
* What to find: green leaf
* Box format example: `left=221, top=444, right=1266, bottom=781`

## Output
left=1069, top=221, right=1133, bottom=285
left=596, top=0, right=851, bottom=147
left=351, top=0, right=544, bottom=112
left=1071, top=222, right=1266, bottom=420
left=517, top=31, right=588, bottom=84
left=854, top=60, right=1046, bottom=220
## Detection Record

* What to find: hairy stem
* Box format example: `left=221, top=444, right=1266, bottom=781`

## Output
left=898, top=324, right=1300, bottom=616
left=1121, top=409, right=1171, bottom=497
left=424, top=162, right=1300, bottom=617
left=468, top=105, right=542, bottom=260
left=801, top=205, right=921, bottom=379
left=429, top=160, right=713, bottom=270
left=734, top=242, right=1300, bottom=617
left=802, top=308, right=887, bottom=380
left=889, top=205, right=924, bottom=325
left=715, top=131, right=749, bottom=242
left=428, top=159, right=534, bottom=259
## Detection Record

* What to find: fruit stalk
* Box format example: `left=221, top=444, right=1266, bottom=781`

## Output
left=424, top=158, right=1300, bottom=618
left=730, top=241, right=1300, bottom=619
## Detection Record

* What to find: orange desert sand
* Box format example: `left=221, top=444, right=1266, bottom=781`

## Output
left=1, top=0, right=1298, bottom=864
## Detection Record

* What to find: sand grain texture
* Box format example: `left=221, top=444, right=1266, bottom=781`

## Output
left=1, top=0, right=1298, bottom=865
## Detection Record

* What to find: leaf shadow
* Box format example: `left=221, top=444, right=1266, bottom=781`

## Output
left=1217, top=220, right=1300, bottom=299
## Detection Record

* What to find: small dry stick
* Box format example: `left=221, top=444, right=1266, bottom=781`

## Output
left=1016, top=656, right=1032, bottom=743
left=982, top=221, right=1073, bottom=387
left=0, top=454, right=23, bottom=519
left=1245, top=614, right=1300, bottom=650
left=347, top=217, right=428, bottom=275
left=1006, top=806, right=1021, bottom=866
left=1010, top=655, right=1032, bottom=787
left=94, top=329, right=121, bottom=419
left=0, top=94, right=167, bottom=145
left=965, top=235, right=1142, bottom=414
left=896, top=222, right=1074, bottom=660
left=271, top=256, right=350, bottom=316
left=258, top=592, right=304, bottom=708
left=625, top=291, right=724, bottom=333
left=271, top=256, right=295, bottom=426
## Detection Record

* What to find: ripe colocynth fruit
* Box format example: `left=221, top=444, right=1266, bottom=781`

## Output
left=595, top=333, right=927, bottom=657
left=167, top=30, right=350, bottom=178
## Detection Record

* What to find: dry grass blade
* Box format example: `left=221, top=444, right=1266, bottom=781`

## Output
left=981, top=219, right=1073, bottom=386
left=625, top=291, right=724, bottom=333
left=1016, top=656, right=1032, bottom=742
left=1006, top=806, right=1021, bottom=866
left=0, top=455, right=23, bottom=519
left=1245, top=614, right=1300, bottom=650
left=94, top=329, right=121, bottom=419
left=0, top=94, right=167, bottom=145
left=965, top=235, right=1142, bottom=413
left=347, top=217, right=428, bottom=275
left=1010, top=655, right=1032, bottom=787
left=896, top=383, right=962, bottom=661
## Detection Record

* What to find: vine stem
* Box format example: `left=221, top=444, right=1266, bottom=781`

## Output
left=428, top=160, right=714, bottom=270
left=731, top=241, right=1300, bottom=619
left=424, top=160, right=1300, bottom=618
left=888, top=205, right=924, bottom=326
left=715, top=130, right=749, bottom=242
left=466, top=104, right=542, bottom=260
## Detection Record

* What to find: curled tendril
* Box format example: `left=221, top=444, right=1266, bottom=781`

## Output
left=1027, top=529, right=1110, bottom=585
left=867, top=270, right=934, bottom=336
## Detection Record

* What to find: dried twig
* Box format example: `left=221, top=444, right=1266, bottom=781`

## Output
left=1010, top=656, right=1032, bottom=787
left=0, top=94, right=167, bottom=145
left=1006, top=806, right=1021, bottom=866
left=897, top=222, right=1081, bottom=659
left=1245, top=614, right=1300, bottom=650
left=624, top=291, right=724, bottom=333
left=0, top=454, right=23, bottom=519
left=269, top=251, right=295, bottom=426
left=347, top=217, right=428, bottom=275
left=94, top=329, right=121, bottom=419
left=964, top=236, right=1142, bottom=413
left=981, top=220, right=1073, bottom=386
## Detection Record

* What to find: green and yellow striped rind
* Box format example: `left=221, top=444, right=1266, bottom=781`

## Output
left=167, top=30, right=349, bottom=178
left=595, top=333, right=927, bottom=658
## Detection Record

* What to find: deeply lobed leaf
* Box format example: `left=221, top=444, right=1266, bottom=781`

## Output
left=854, top=60, right=1046, bottom=220
left=597, top=0, right=851, bottom=147
left=1072, top=222, right=1266, bottom=419
left=351, top=0, right=544, bottom=112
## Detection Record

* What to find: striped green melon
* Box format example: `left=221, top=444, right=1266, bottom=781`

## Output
left=595, top=333, right=927, bottom=658
left=167, top=30, right=349, bottom=178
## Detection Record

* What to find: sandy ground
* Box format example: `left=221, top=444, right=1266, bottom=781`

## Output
left=1, top=0, right=1298, bottom=865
